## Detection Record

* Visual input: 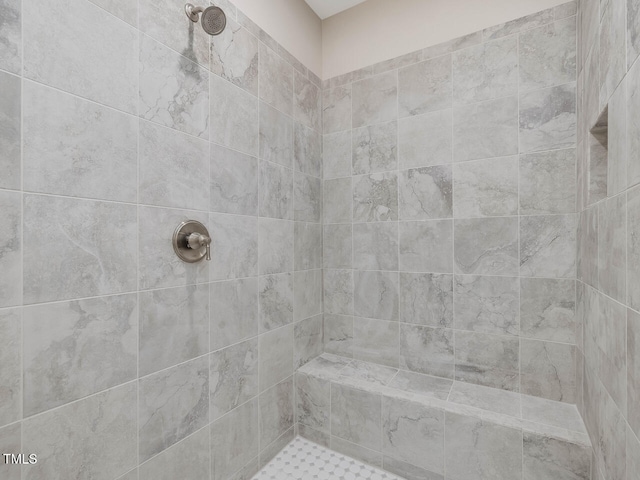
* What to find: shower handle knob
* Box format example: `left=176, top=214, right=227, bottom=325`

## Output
left=187, top=232, right=211, bottom=261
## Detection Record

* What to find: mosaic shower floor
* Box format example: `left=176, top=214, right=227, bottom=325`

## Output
left=252, top=437, right=405, bottom=480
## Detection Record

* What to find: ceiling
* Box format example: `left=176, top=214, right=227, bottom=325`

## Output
left=304, top=0, right=369, bottom=19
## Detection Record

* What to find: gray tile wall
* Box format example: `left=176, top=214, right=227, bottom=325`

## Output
left=0, top=0, right=322, bottom=479
left=577, top=0, right=640, bottom=478
left=322, top=2, right=581, bottom=405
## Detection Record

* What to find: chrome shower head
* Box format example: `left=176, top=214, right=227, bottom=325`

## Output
left=185, top=4, right=226, bottom=35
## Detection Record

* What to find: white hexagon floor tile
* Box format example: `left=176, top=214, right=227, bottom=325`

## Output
left=252, top=437, right=405, bottom=480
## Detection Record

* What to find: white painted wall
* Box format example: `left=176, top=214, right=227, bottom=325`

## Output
left=232, top=0, right=323, bottom=77
left=322, top=0, right=571, bottom=79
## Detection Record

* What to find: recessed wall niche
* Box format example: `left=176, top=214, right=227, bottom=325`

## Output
left=588, top=107, right=608, bottom=205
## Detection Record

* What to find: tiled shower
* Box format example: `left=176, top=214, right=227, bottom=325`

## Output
left=0, top=0, right=638, bottom=479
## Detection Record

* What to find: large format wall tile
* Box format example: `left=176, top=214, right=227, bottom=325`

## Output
left=296, top=372, right=330, bottom=434
left=453, top=96, right=519, bottom=162
left=599, top=0, right=626, bottom=104
left=398, top=109, right=453, bottom=169
left=24, top=0, right=137, bottom=113
left=259, top=103, right=293, bottom=168
left=259, top=325, right=293, bottom=391
left=521, top=339, right=575, bottom=402
left=454, top=217, right=519, bottom=275
left=139, top=120, right=209, bottom=210
left=324, top=269, right=353, bottom=315
left=0, top=71, right=20, bottom=190
left=211, top=144, right=259, bottom=215
left=324, top=314, right=354, bottom=357
left=352, top=72, right=398, bottom=127
left=24, top=195, right=137, bottom=304
left=323, top=131, right=351, bottom=178
left=0, top=190, right=21, bottom=308
left=0, top=0, right=21, bottom=74
left=23, top=294, right=137, bottom=416
left=452, top=36, right=518, bottom=105
left=520, top=278, right=576, bottom=343
left=352, top=121, right=398, bottom=174
left=323, top=85, right=351, bottom=134
left=294, top=173, right=322, bottom=222
left=294, top=314, right=323, bottom=368
left=353, top=222, right=398, bottom=271
left=138, top=357, right=209, bottom=462
left=259, top=43, right=293, bottom=116
left=259, top=160, right=293, bottom=220
left=629, top=186, right=640, bottom=311
left=520, top=214, right=577, bottom=278
left=139, top=285, right=208, bottom=377
left=139, top=427, right=210, bottom=480
left=400, top=165, right=452, bottom=220
left=598, top=195, right=627, bottom=303
left=399, top=220, right=453, bottom=273
left=294, top=122, right=322, bottom=177
left=324, top=224, right=352, bottom=269
left=139, top=35, right=209, bottom=138
left=398, top=55, right=452, bottom=117
left=211, top=17, right=259, bottom=96
left=259, top=218, right=293, bottom=275
left=23, top=81, right=137, bottom=202
left=354, top=317, right=399, bottom=367
left=259, top=377, right=294, bottom=448
left=294, top=269, right=322, bottom=321
left=0, top=423, right=20, bottom=480
left=399, top=273, right=453, bottom=327
left=400, top=323, right=454, bottom=378
left=259, top=273, right=293, bottom=332
left=0, top=308, right=20, bottom=427
left=88, top=0, right=137, bottom=26
left=331, top=383, right=382, bottom=451
left=324, top=177, right=352, bottom=224
left=519, top=149, right=577, bottom=214
left=295, top=222, right=322, bottom=271
left=294, top=69, right=321, bottom=133
left=23, top=383, right=137, bottom=480
left=354, top=271, right=399, bottom=322
left=522, top=431, right=590, bottom=480
left=209, top=213, right=258, bottom=281
left=629, top=309, right=640, bottom=438
left=353, top=173, right=398, bottom=222
left=210, top=278, right=258, bottom=351
left=628, top=56, right=640, bottom=188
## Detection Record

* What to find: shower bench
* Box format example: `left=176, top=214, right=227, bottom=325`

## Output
left=295, top=353, right=591, bottom=480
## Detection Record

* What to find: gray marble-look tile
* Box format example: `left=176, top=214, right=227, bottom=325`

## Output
left=454, top=217, right=519, bottom=275
left=453, top=156, right=518, bottom=218
left=331, top=383, right=382, bottom=451
left=211, top=17, right=258, bottom=95
left=519, top=83, right=577, bottom=153
left=23, top=383, right=137, bottom=480
left=445, top=412, right=523, bottom=480
left=588, top=129, right=609, bottom=207
left=399, top=220, right=454, bottom=273
left=139, top=35, right=209, bottom=138
left=454, top=275, right=519, bottom=336
left=298, top=424, right=330, bottom=447
left=632, top=294, right=640, bottom=437
left=0, top=423, right=20, bottom=480
left=354, top=271, right=399, bottom=322
left=0, top=190, right=20, bottom=308
left=629, top=57, right=640, bottom=188
left=399, top=273, right=453, bottom=328
left=398, top=109, right=453, bottom=169
left=139, top=427, right=209, bottom=480
left=340, top=359, right=397, bottom=386
left=353, top=172, right=398, bottom=222
left=521, top=339, right=576, bottom=402
left=0, top=308, right=20, bottom=427
left=210, top=74, right=259, bottom=157
left=294, top=222, right=321, bottom=271
left=400, top=324, right=454, bottom=379
left=383, top=396, right=444, bottom=475
left=520, top=214, right=577, bottom=278
left=453, top=96, right=519, bottom=162
left=324, top=131, right=352, bottom=179
left=294, top=69, right=321, bottom=133
left=0, top=0, right=20, bottom=75
left=324, top=177, right=353, bottom=224
left=259, top=376, right=294, bottom=448
left=388, top=370, right=452, bottom=401
left=523, top=431, right=591, bottom=480
left=353, top=222, right=398, bottom=271
left=259, top=325, right=293, bottom=391
left=519, top=148, right=577, bottom=214
left=24, top=195, right=136, bottom=304
left=598, top=194, right=627, bottom=303
left=330, top=437, right=383, bottom=468
left=139, top=120, right=209, bottom=211
left=259, top=218, right=293, bottom=275
left=398, top=55, right=452, bottom=117
left=354, top=317, right=399, bottom=368
left=599, top=0, right=626, bottom=104
left=294, top=314, right=323, bottom=368
left=259, top=43, right=293, bottom=116
left=400, top=165, right=452, bottom=220
left=210, top=339, right=258, bottom=421
left=23, top=81, right=137, bottom=202
left=138, top=206, right=209, bottom=290
left=608, top=77, right=628, bottom=197
left=24, top=0, right=137, bottom=113
left=324, top=224, right=352, bottom=269
left=453, top=36, right=518, bottom=105
left=259, top=273, right=293, bottom=333
left=210, top=144, right=258, bottom=215
left=352, top=71, right=398, bottom=128
left=0, top=71, right=20, bottom=190
left=294, top=173, right=322, bottom=223
left=212, top=399, right=259, bottom=480
left=628, top=424, right=640, bottom=480
left=323, top=85, right=352, bottom=134
left=138, top=357, right=209, bottom=462
left=259, top=102, right=293, bottom=168
left=324, top=314, right=354, bottom=357
left=259, top=160, right=293, bottom=220
left=483, top=8, right=555, bottom=40
left=294, top=269, right=322, bottom=321
left=520, top=278, right=576, bottom=343
left=519, top=18, right=577, bottom=92
left=552, top=1, right=577, bottom=19
left=578, top=207, right=598, bottom=287
left=454, top=331, right=520, bottom=391
left=88, top=0, right=137, bottom=26
left=210, top=278, right=258, bottom=351
left=294, top=122, right=322, bottom=177
left=521, top=395, right=586, bottom=433
left=383, top=456, right=444, bottom=480
left=352, top=121, right=398, bottom=175
left=260, top=427, right=295, bottom=468
left=23, top=295, right=137, bottom=417
left=209, top=213, right=258, bottom=281
left=139, top=286, right=209, bottom=375
left=296, top=372, right=330, bottom=434
left=629, top=0, right=640, bottom=68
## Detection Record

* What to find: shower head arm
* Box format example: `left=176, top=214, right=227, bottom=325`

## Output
left=185, top=3, right=205, bottom=22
